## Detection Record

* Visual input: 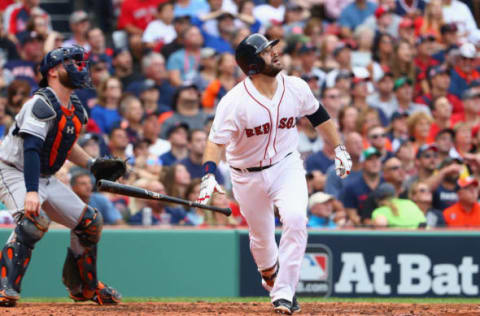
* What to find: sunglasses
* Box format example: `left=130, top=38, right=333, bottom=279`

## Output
left=421, top=153, right=438, bottom=159
left=416, top=188, right=429, bottom=194
left=369, top=133, right=386, bottom=139
left=326, top=94, right=339, bottom=99
left=387, top=165, right=401, bottom=171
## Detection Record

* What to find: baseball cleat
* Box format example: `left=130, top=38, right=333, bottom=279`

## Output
left=272, top=299, right=292, bottom=315
left=69, top=282, right=121, bottom=305
left=291, top=296, right=301, bottom=313
left=0, top=289, right=19, bottom=307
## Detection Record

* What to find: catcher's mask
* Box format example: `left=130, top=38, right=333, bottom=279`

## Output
left=39, top=46, right=91, bottom=89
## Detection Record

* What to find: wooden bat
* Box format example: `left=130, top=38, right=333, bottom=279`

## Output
left=97, top=180, right=232, bottom=216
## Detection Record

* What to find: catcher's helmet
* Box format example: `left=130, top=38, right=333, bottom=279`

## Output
left=39, top=46, right=90, bottom=89
left=235, top=33, right=279, bottom=76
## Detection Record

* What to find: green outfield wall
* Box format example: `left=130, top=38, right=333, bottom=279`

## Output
left=2, top=228, right=480, bottom=298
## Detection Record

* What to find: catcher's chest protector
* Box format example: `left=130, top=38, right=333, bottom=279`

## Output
left=35, top=89, right=86, bottom=175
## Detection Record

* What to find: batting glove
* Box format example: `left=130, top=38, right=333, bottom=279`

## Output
left=334, top=144, right=352, bottom=179
left=197, top=174, right=225, bottom=205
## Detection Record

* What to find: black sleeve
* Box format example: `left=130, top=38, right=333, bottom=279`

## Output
left=306, top=104, right=330, bottom=127
left=23, top=134, right=44, bottom=192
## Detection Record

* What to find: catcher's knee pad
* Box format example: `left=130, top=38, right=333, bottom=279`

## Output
left=62, top=246, right=99, bottom=299
left=16, top=209, right=51, bottom=249
left=74, top=206, right=103, bottom=249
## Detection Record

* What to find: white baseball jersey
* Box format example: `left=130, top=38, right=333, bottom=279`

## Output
left=209, top=73, right=320, bottom=168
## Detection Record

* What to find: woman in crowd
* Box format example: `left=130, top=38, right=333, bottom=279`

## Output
left=338, top=105, right=359, bottom=136
left=318, top=34, right=339, bottom=72
left=408, top=111, right=433, bottom=151
left=371, top=33, right=395, bottom=79
left=161, top=163, right=191, bottom=200
left=416, top=0, right=443, bottom=40
left=91, top=76, right=123, bottom=134
left=6, top=79, right=31, bottom=116
left=392, top=40, right=416, bottom=82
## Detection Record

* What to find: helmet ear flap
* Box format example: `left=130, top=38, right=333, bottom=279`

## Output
left=247, top=56, right=265, bottom=76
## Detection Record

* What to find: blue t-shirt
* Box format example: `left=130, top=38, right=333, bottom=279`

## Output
left=4, top=59, right=38, bottom=90
left=167, top=49, right=199, bottom=82
left=395, top=0, right=426, bottom=16
left=75, top=88, right=97, bottom=114
left=448, top=67, right=475, bottom=98
left=338, top=1, right=377, bottom=30
left=341, top=174, right=381, bottom=211
left=174, top=0, right=209, bottom=17
left=307, top=215, right=337, bottom=228
left=324, top=165, right=362, bottom=199
left=305, top=151, right=334, bottom=174
left=126, top=79, right=175, bottom=110
left=90, top=105, right=122, bottom=134
left=128, top=206, right=187, bottom=225
left=179, top=156, right=225, bottom=184
left=432, top=184, right=458, bottom=211
left=89, top=193, right=122, bottom=224
left=160, top=151, right=180, bottom=166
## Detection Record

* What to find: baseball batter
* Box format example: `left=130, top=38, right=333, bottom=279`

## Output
left=0, top=46, right=123, bottom=307
left=197, top=34, right=352, bottom=315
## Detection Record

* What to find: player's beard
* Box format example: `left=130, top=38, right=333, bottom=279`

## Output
left=58, top=69, right=77, bottom=89
left=261, top=62, right=282, bottom=77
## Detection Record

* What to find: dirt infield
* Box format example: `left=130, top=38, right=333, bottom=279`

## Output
left=2, top=302, right=480, bottom=315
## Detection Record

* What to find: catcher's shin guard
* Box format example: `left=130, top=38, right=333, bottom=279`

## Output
left=0, top=211, right=50, bottom=307
left=62, top=247, right=121, bottom=304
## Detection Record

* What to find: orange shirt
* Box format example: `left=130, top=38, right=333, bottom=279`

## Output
left=444, top=202, right=480, bottom=227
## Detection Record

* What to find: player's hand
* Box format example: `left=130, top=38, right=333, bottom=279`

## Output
left=197, top=174, right=224, bottom=205
left=334, top=144, right=352, bottom=179
left=24, top=191, right=41, bottom=218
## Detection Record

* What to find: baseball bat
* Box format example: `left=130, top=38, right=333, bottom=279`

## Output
left=97, top=180, right=232, bottom=216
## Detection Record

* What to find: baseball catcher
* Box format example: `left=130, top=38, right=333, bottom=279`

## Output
left=0, top=46, right=123, bottom=307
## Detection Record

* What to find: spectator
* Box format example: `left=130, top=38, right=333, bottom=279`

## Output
left=417, top=0, right=443, bottom=39
left=161, top=163, right=192, bottom=200
left=368, top=72, right=396, bottom=119
left=160, top=83, right=209, bottom=138
left=362, top=4, right=400, bottom=38
left=192, top=47, right=218, bottom=92
left=442, top=0, right=480, bottom=42
left=6, top=79, right=30, bottom=116
left=449, top=42, right=480, bottom=98
left=338, top=105, right=359, bottom=135
left=63, top=11, right=91, bottom=51
left=160, top=122, right=189, bottom=166
left=297, top=117, right=323, bottom=160
left=137, top=79, right=164, bottom=114
left=202, top=52, right=239, bottom=111
left=128, top=180, right=188, bottom=225
left=143, top=1, right=177, bottom=51
left=307, top=192, right=338, bottom=228
left=184, top=178, right=205, bottom=225
left=398, top=17, right=416, bottom=46
left=338, top=0, right=377, bottom=37
left=305, top=138, right=335, bottom=174
left=180, top=129, right=225, bottom=183
left=365, top=125, right=395, bottom=161
left=341, top=147, right=383, bottom=225
left=414, top=35, right=440, bottom=94
left=174, top=0, right=209, bottom=18
left=117, top=0, right=164, bottom=36
left=107, top=127, right=131, bottom=162
left=91, top=77, right=123, bottom=134
left=5, top=0, right=48, bottom=36
left=161, top=15, right=192, bottom=60
left=111, top=48, right=136, bottom=90
left=371, top=33, right=394, bottom=74
left=434, top=128, right=455, bottom=162
left=71, top=171, right=124, bottom=225
left=325, top=43, right=354, bottom=88
left=200, top=12, right=237, bottom=54
left=432, top=23, right=458, bottom=63
left=405, top=143, right=438, bottom=185
left=351, top=26, right=375, bottom=69
left=167, top=26, right=204, bottom=85
left=431, top=156, right=461, bottom=211
left=282, top=3, right=307, bottom=36
left=352, top=77, right=389, bottom=126
left=297, top=44, right=325, bottom=89
left=444, top=177, right=480, bottom=227
left=236, top=0, right=261, bottom=34
left=131, top=139, right=162, bottom=178
left=142, top=112, right=171, bottom=157
left=392, top=40, right=416, bottom=81
left=87, top=27, right=111, bottom=58
left=0, top=92, right=11, bottom=140
left=371, top=182, right=426, bottom=228
left=325, top=131, right=363, bottom=199
left=427, top=96, right=455, bottom=142
left=387, top=112, right=410, bottom=151
left=253, top=0, right=285, bottom=27
left=407, top=111, right=433, bottom=149
left=393, top=77, right=431, bottom=117
left=409, top=181, right=446, bottom=227
left=451, top=122, right=473, bottom=158
left=416, top=64, right=463, bottom=114
left=119, top=95, right=144, bottom=144
left=4, top=31, right=44, bottom=89
left=355, top=107, right=382, bottom=139
left=395, top=0, right=426, bottom=16
left=0, top=13, right=19, bottom=63
left=395, top=139, right=416, bottom=177
left=453, top=89, right=480, bottom=130
left=318, top=33, right=339, bottom=71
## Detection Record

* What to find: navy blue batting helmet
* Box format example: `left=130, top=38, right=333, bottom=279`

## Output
left=235, top=33, right=279, bottom=76
left=39, top=46, right=90, bottom=89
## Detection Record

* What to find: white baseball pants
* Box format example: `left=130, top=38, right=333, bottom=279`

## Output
left=231, top=151, right=308, bottom=302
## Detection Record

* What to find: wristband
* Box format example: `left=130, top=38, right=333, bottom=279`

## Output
left=202, top=161, right=217, bottom=176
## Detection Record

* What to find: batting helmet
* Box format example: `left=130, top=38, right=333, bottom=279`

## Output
left=235, top=33, right=279, bottom=76
left=39, top=46, right=90, bottom=89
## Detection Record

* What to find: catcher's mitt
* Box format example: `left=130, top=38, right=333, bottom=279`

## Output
left=89, top=157, right=127, bottom=182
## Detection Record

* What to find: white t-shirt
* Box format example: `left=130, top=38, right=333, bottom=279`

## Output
left=443, top=0, right=480, bottom=42
left=253, top=4, right=285, bottom=26
left=209, top=74, right=320, bottom=168
left=142, top=20, right=177, bottom=44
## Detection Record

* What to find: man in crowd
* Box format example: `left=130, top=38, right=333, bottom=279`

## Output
left=160, top=122, right=189, bottom=166
left=444, top=177, right=480, bottom=227
left=64, top=11, right=91, bottom=50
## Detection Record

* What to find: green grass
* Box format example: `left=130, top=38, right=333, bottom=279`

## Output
left=20, top=297, right=480, bottom=304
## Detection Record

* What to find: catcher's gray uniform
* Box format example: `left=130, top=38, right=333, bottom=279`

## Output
left=0, top=88, right=86, bottom=246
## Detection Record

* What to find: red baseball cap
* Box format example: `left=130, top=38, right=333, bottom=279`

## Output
left=457, top=177, right=479, bottom=189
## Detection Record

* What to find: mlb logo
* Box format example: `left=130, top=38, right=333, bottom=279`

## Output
left=300, top=253, right=328, bottom=281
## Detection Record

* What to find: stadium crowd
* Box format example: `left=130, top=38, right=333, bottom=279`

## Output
left=1, top=0, right=480, bottom=229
